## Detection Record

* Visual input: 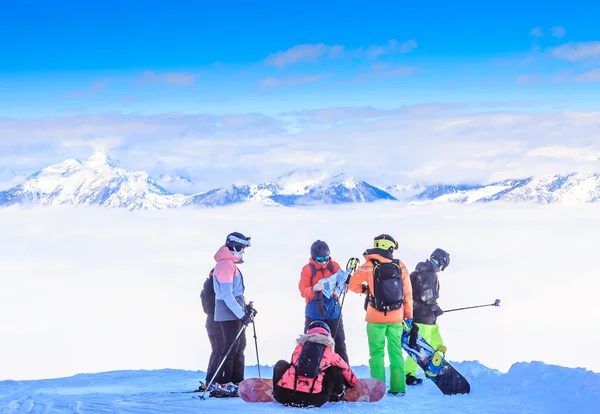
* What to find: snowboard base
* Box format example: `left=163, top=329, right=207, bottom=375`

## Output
left=402, top=327, right=470, bottom=395
left=238, top=377, right=386, bottom=403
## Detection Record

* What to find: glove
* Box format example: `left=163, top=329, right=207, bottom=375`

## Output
left=361, top=283, right=369, bottom=294
left=241, top=308, right=257, bottom=326
left=313, top=280, right=325, bottom=292
left=404, top=319, right=419, bottom=349
left=314, top=291, right=327, bottom=318
left=433, top=307, right=444, bottom=317
left=246, top=303, right=258, bottom=316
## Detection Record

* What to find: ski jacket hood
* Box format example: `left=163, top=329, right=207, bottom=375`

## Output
left=214, top=245, right=242, bottom=263
left=296, top=332, right=336, bottom=349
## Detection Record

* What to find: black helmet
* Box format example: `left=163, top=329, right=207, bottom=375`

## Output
left=430, top=248, right=450, bottom=271
left=374, top=234, right=398, bottom=253
left=225, top=232, right=251, bottom=252
left=306, top=320, right=331, bottom=334
left=310, top=240, right=330, bottom=263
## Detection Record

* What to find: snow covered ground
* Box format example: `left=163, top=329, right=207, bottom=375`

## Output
left=1, top=362, right=598, bottom=413
left=1, top=202, right=599, bottom=412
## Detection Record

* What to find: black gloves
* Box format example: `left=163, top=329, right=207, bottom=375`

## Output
left=433, top=307, right=444, bottom=317
left=246, top=303, right=257, bottom=316
left=408, top=322, right=419, bottom=349
left=314, top=291, right=327, bottom=318
left=241, top=306, right=258, bottom=326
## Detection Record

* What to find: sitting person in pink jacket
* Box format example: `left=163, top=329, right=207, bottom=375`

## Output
left=272, top=321, right=358, bottom=407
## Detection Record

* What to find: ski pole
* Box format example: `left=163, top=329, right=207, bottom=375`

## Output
left=200, top=322, right=247, bottom=400
left=251, top=319, right=261, bottom=378
left=330, top=258, right=361, bottom=340
left=444, top=299, right=501, bottom=313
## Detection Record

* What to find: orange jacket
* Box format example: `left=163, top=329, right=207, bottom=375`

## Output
left=299, top=258, right=341, bottom=303
left=348, top=249, right=413, bottom=324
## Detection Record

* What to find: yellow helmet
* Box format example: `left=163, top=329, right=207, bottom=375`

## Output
left=373, top=234, right=398, bottom=252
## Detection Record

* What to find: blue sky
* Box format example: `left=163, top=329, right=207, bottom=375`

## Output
left=0, top=1, right=599, bottom=187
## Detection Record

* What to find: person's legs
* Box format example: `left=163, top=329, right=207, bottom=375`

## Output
left=205, top=316, right=223, bottom=384
left=366, top=323, right=387, bottom=384
left=272, top=360, right=290, bottom=384
left=386, top=324, right=405, bottom=394
left=327, top=318, right=349, bottom=364
left=427, top=323, right=444, bottom=350
left=219, top=320, right=245, bottom=384
left=231, top=320, right=246, bottom=384
left=323, top=366, right=345, bottom=402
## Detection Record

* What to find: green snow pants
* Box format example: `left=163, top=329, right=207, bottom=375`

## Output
left=366, top=323, right=405, bottom=393
left=404, top=323, right=444, bottom=377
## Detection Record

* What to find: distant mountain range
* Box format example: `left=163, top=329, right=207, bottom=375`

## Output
left=0, top=151, right=598, bottom=210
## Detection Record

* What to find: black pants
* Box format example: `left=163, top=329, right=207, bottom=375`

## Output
left=205, top=315, right=223, bottom=384
left=272, top=360, right=345, bottom=407
left=304, top=317, right=349, bottom=364
left=218, top=319, right=246, bottom=384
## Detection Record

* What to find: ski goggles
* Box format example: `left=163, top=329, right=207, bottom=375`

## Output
left=374, top=238, right=398, bottom=251
left=227, top=235, right=251, bottom=247
left=315, top=255, right=329, bottom=263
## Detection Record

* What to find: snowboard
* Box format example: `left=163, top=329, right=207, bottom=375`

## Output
left=238, top=377, right=385, bottom=403
left=401, top=325, right=470, bottom=395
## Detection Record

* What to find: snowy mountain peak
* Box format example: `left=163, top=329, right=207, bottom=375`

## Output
left=85, top=150, right=121, bottom=168
left=276, top=168, right=333, bottom=195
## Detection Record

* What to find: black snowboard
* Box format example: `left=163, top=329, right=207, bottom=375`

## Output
left=401, top=326, right=470, bottom=395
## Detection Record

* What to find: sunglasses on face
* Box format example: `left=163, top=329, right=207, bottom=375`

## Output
left=315, top=256, right=329, bottom=263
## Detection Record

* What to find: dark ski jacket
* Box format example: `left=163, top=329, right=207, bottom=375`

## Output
left=410, top=260, right=443, bottom=325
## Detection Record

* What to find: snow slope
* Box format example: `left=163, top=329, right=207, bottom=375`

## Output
left=0, top=362, right=598, bottom=413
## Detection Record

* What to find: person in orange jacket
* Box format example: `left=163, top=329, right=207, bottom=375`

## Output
left=348, top=234, right=413, bottom=395
left=298, top=240, right=349, bottom=363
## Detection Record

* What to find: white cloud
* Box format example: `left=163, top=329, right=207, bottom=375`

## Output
left=573, top=69, right=600, bottom=82
left=530, top=27, right=544, bottom=37
left=264, top=39, right=417, bottom=68
left=138, top=71, right=199, bottom=86
left=527, top=145, right=600, bottom=162
left=0, top=204, right=599, bottom=380
left=353, top=65, right=417, bottom=82
left=551, top=26, right=567, bottom=38
left=551, top=41, right=600, bottom=61
left=1, top=108, right=600, bottom=188
left=257, top=73, right=332, bottom=87
left=264, top=43, right=345, bottom=68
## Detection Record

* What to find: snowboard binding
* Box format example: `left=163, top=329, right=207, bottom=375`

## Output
left=425, top=344, right=448, bottom=378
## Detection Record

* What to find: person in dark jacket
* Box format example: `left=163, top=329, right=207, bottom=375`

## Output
left=272, top=321, right=358, bottom=407
left=198, top=270, right=223, bottom=391
left=298, top=240, right=349, bottom=363
left=404, top=248, right=450, bottom=386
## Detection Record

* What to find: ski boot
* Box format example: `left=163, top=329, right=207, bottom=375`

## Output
left=405, top=374, right=423, bottom=386
left=425, top=344, right=447, bottom=378
left=210, top=382, right=239, bottom=398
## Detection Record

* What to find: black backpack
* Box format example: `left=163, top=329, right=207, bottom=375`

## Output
left=294, top=341, right=325, bottom=393
left=368, top=259, right=404, bottom=315
left=200, top=269, right=216, bottom=315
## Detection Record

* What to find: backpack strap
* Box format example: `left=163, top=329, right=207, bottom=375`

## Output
left=309, top=261, right=335, bottom=286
